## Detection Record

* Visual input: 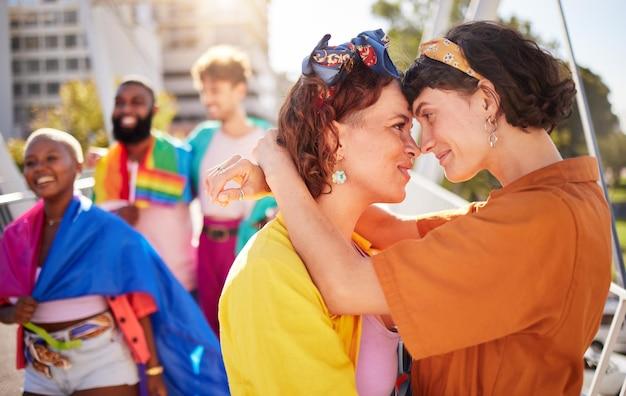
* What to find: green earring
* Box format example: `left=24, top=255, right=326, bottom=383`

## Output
left=332, top=170, right=347, bottom=184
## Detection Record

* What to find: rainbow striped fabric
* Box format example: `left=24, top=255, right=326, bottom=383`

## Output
left=94, top=133, right=190, bottom=208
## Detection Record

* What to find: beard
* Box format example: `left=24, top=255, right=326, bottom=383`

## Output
left=112, top=111, right=153, bottom=145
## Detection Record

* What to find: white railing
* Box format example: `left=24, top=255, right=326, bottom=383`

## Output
left=0, top=176, right=94, bottom=232
left=590, top=283, right=626, bottom=396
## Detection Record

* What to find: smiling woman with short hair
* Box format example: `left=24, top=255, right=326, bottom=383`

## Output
left=0, top=128, right=229, bottom=396
left=207, top=21, right=611, bottom=396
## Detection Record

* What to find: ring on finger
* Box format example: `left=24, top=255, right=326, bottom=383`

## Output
left=239, top=188, right=245, bottom=201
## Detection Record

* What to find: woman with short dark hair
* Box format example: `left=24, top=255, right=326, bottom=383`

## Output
left=0, top=129, right=229, bottom=396
left=208, top=21, right=611, bottom=395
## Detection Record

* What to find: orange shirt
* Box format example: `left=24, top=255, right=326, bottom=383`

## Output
left=372, top=157, right=611, bottom=396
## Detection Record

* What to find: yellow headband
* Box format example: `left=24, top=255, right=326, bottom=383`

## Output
left=419, top=38, right=485, bottom=80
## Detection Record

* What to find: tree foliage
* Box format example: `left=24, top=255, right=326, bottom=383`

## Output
left=8, top=80, right=179, bottom=169
left=152, top=91, right=178, bottom=134
left=6, top=138, right=26, bottom=171
left=371, top=0, right=431, bottom=70
left=30, top=80, right=109, bottom=150
left=555, top=67, right=622, bottom=156
left=372, top=0, right=626, bottom=198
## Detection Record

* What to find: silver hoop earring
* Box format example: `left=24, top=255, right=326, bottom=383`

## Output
left=485, top=117, right=498, bottom=148
left=488, top=132, right=498, bottom=148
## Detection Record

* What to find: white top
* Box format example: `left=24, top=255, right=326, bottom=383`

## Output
left=134, top=202, right=196, bottom=290
left=198, top=128, right=265, bottom=219
left=30, top=295, right=109, bottom=323
left=10, top=268, right=108, bottom=323
left=97, top=162, right=197, bottom=291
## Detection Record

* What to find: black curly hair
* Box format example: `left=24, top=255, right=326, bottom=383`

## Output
left=402, top=21, right=576, bottom=133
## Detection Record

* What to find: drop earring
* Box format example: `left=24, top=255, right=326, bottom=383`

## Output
left=332, top=170, right=347, bottom=184
left=485, top=116, right=498, bottom=148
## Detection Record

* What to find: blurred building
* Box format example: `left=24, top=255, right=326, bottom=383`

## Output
left=5, top=0, right=92, bottom=138
left=154, top=0, right=279, bottom=133
left=1, top=0, right=281, bottom=140
left=0, top=1, right=14, bottom=139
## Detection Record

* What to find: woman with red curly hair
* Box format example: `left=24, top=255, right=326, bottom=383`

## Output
left=209, top=21, right=611, bottom=395
left=217, top=30, right=418, bottom=395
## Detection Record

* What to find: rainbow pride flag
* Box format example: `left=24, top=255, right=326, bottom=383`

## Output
left=94, top=133, right=190, bottom=208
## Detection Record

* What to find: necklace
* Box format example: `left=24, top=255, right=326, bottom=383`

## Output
left=46, top=217, right=62, bottom=226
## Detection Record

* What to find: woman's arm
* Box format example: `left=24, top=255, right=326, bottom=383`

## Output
left=206, top=155, right=271, bottom=205
left=258, top=132, right=390, bottom=315
left=0, top=297, right=37, bottom=325
left=206, top=159, right=419, bottom=250
left=205, top=134, right=392, bottom=315
left=356, top=205, right=420, bottom=249
left=139, top=315, right=167, bottom=396
left=0, top=305, right=16, bottom=324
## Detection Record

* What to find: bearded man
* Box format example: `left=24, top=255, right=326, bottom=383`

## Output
left=93, top=76, right=197, bottom=293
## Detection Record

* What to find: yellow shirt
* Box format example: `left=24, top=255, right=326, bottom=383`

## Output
left=219, top=216, right=362, bottom=395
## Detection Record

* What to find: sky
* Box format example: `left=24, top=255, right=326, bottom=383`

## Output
left=268, top=0, right=388, bottom=81
left=268, top=0, right=626, bottom=130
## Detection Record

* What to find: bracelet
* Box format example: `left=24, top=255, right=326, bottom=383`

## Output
left=146, top=365, right=164, bottom=376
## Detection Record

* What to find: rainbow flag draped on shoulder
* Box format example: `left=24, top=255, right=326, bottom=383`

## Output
left=94, top=132, right=192, bottom=208
left=0, top=196, right=230, bottom=395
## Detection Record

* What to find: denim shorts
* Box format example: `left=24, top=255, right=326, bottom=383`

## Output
left=23, top=323, right=139, bottom=395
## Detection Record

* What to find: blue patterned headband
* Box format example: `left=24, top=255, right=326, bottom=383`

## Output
left=302, top=29, right=400, bottom=87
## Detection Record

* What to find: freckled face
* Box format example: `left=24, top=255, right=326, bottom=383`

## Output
left=340, top=81, right=420, bottom=203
